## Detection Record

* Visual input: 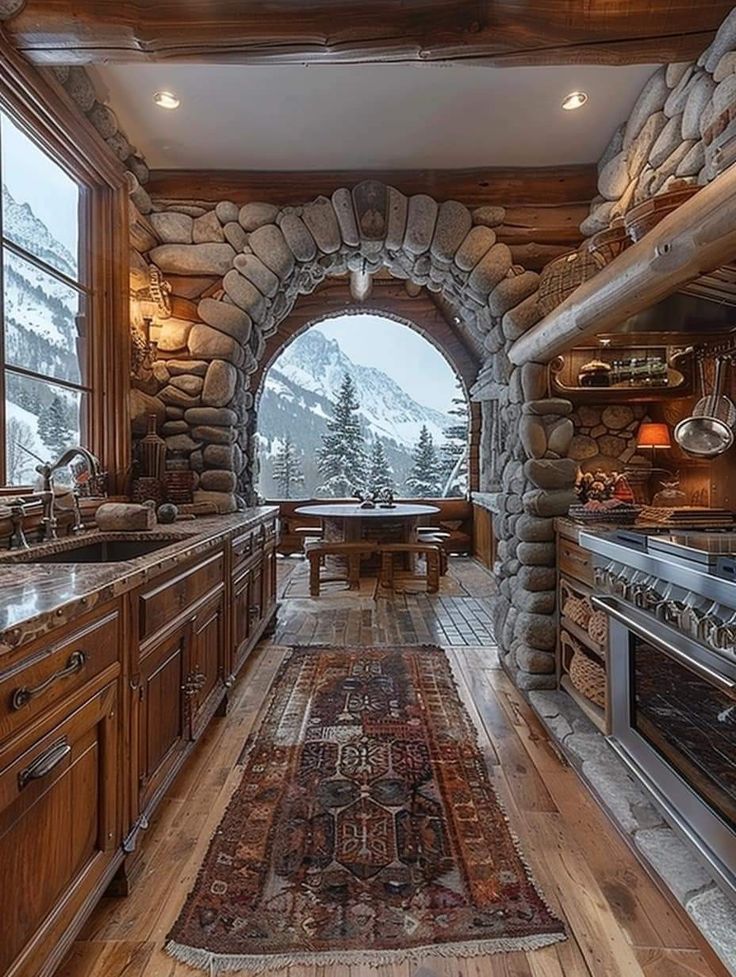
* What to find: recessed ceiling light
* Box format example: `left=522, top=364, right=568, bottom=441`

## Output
left=561, top=90, right=588, bottom=111
left=153, top=90, right=181, bottom=110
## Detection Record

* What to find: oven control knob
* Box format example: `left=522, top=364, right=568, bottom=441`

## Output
left=709, top=622, right=736, bottom=651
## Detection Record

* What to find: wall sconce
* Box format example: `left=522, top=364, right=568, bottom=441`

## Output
left=131, top=268, right=172, bottom=377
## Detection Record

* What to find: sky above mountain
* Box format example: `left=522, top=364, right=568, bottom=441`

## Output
left=314, top=314, right=459, bottom=414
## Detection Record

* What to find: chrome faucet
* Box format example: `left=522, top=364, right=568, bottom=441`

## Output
left=36, top=447, right=103, bottom=541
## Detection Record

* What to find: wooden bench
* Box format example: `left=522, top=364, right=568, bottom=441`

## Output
left=378, top=541, right=441, bottom=594
left=417, top=529, right=450, bottom=575
left=304, top=540, right=377, bottom=596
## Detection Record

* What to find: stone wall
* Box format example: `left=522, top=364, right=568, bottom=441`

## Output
left=580, top=9, right=736, bottom=236
left=568, top=404, right=650, bottom=472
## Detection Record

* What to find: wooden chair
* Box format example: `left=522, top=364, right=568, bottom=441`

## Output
left=417, top=529, right=450, bottom=575
left=304, top=540, right=376, bottom=596
left=378, top=542, right=441, bottom=594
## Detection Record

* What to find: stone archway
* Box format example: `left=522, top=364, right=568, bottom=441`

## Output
left=132, top=178, right=575, bottom=694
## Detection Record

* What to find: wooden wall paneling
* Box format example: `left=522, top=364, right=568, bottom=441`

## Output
left=0, top=36, right=131, bottom=492
left=472, top=504, right=494, bottom=568
left=147, top=165, right=597, bottom=207
left=3, top=0, right=731, bottom=66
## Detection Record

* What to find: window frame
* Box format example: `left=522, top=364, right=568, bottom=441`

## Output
left=0, top=44, right=130, bottom=495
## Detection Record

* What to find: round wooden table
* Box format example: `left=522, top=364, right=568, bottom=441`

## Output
left=294, top=503, right=440, bottom=573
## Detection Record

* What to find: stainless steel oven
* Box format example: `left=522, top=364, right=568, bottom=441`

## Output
left=593, top=594, right=736, bottom=898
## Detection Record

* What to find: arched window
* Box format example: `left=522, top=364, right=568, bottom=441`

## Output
left=256, top=312, right=469, bottom=500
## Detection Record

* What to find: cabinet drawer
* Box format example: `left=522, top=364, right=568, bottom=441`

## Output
left=231, top=529, right=257, bottom=570
left=0, top=609, right=119, bottom=743
left=0, top=682, right=118, bottom=977
left=139, top=551, right=224, bottom=640
left=558, top=538, right=595, bottom=586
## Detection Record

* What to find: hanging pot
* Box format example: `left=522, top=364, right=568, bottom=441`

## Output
left=674, top=356, right=734, bottom=457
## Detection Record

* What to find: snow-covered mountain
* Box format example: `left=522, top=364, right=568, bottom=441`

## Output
left=257, top=328, right=456, bottom=498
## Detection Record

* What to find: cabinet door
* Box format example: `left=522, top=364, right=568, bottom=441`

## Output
left=251, top=562, right=263, bottom=629
left=263, top=544, right=276, bottom=616
left=0, top=683, right=118, bottom=977
left=232, top=565, right=253, bottom=676
left=189, top=590, right=226, bottom=740
left=137, top=627, right=188, bottom=814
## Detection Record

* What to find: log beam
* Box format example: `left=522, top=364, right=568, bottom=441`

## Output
left=508, top=168, right=736, bottom=366
left=1, top=1, right=731, bottom=66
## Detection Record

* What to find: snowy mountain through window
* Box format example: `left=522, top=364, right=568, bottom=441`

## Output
left=257, top=315, right=469, bottom=500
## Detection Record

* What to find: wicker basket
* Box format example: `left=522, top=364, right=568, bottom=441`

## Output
left=537, top=249, right=603, bottom=316
left=586, top=219, right=630, bottom=266
left=563, top=631, right=606, bottom=709
left=624, top=183, right=700, bottom=243
left=588, top=609, right=609, bottom=647
left=560, top=578, right=592, bottom=629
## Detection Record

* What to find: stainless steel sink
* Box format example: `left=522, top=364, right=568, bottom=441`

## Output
left=9, top=537, right=182, bottom=564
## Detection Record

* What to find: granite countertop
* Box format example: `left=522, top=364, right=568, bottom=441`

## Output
left=0, top=507, right=277, bottom=657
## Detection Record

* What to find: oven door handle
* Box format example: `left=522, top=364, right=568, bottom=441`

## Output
left=591, top=594, right=736, bottom=695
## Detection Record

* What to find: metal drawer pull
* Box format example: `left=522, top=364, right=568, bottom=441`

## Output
left=11, top=650, right=87, bottom=711
left=18, top=738, right=71, bottom=790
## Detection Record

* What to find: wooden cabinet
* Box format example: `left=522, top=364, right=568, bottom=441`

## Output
left=0, top=673, right=120, bottom=977
left=0, top=509, right=279, bottom=977
left=137, top=625, right=189, bottom=815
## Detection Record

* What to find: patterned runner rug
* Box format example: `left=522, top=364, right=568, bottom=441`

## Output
left=167, top=645, right=566, bottom=972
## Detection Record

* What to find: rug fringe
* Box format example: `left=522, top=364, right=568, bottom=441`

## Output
left=166, top=930, right=568, bottom=974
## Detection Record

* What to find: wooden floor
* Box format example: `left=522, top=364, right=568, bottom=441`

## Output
left=56, top=559, right=728, bottom=977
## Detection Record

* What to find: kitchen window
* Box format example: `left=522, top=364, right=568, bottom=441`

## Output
left=0, top=106, right=89, bottom=486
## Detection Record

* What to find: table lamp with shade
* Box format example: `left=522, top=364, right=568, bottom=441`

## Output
left=634, top=421, right=686, bottom=506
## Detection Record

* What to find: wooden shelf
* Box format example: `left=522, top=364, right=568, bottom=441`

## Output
left=560, top=615, right=606, bottom=661
left=560, top=674, right=606, bottom=733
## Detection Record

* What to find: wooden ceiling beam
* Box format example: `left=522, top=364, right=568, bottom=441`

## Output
left=1, top=1, right=732, bottom=66
left=146, top=166, right=597, bottom=208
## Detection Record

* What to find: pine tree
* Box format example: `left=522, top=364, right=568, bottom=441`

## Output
left=271, top=434, right=305, bottom=499
left=6, top=417, right=35, bottom=484
left=405, top=425, right=443, bottom=497
left=317, top=373, right=366, bottom=497
left=37, top=394, right=73, bottom=458
left=367, top=438, right=393, bottom=496
left=441, top=383, right=469, bottom=495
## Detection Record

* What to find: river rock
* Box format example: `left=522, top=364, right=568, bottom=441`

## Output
left=188, top=324, right=242, bottom=364
left=302, top=196, right=341, bottom=253
left=165, top=434, right=201, bottom=454
left=239, top=202, right=279, bottom=232
left=705, top=8, right=736, bottom=73
left=516, top=611, right=556, bottom=651
left=197, top=298, right=252, bottom=344
left=430, top=200, right=472, bottom=262
left=519, top=361, right=547, bottom=401
left=331, top=187, right=360, bottom=247
left=627, top=112, right=667, bottom=177
left=516, top=514, right=555, bottom=542
left=149, top=243, right=235, bottom=276
left=664, top=69, right=697, bottom=117
left=501, top=293, right=542, bottom=342
left=468, top=243, right=512, bottom=295
left=192, top=210, right=224, bottom=244
left=515, top=645, right=556, bottom=673
left=523, top=488, right=577, bottom=517
left=520, top=415, right=547, bottom=458
left=149, top=211, right=193, bottom=244
left=488, top=271, right=539, bottom=317
left=623, top=67, right=669, bottom=148
left=200, top=470, right=237, bottom=492
left=714, top=51, right=736, bottom=83
left=215, top=201, right=239, bottom=224
left=523, top=399, right=573, bottom=416
left=682, top=73, right=716, bottom=139
left=203, top=443, right=237, bottom=469
left=223, top=269, right=267, bottom=322
left=517, top=566, right=556, bottom=592
left=601, top=405, right=634, bottom=429
left=191, top=425, right=236, bottom=444
left=157, top=319, right=193, bottom=352
left=598, top=150, right=630, bottom=200
left=233, top=253, right=279, bottom=297
left=184, top=407, right=238, bottom=426
left=675, top=139, right=705, bottom=177
left=165, top=406, right=184, bottom=419
left=580, top=199, right=616, bottom=236
left=454, top=226, right=496, bottom=272
left=170, top=374, right=203, bottom=396
left=248, top=224, right=295, bottom=280
left=383, top=186, right=407, bottom=251
left=87, top=101, right=119, bottom=139
left=167, top=359, right=208, bottom=376
left=568, top=435, right=598, bottom=460
left=472, top=205, right=506, bottom=227
left=162, top=420, right=189, bottom=436
left=223, top=221, right=248, bottom=250
left=279, top=213, right=317, bottom=262
left=517, top=541, right=556, bottom=566
left=202, top=360, right=237, bottom=407
left=401, top=194, right=437, bottom=256
left=192, top=490, right=237, bottom=513
left=599, top=434, right=627, bottom=457
left=524, top=458, right=578, bottom=489
left=160, top=385, right=200, bottom=408
left=152, top=361, right=170, bottom=384
left=64, top=67, right=96, bottom=111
